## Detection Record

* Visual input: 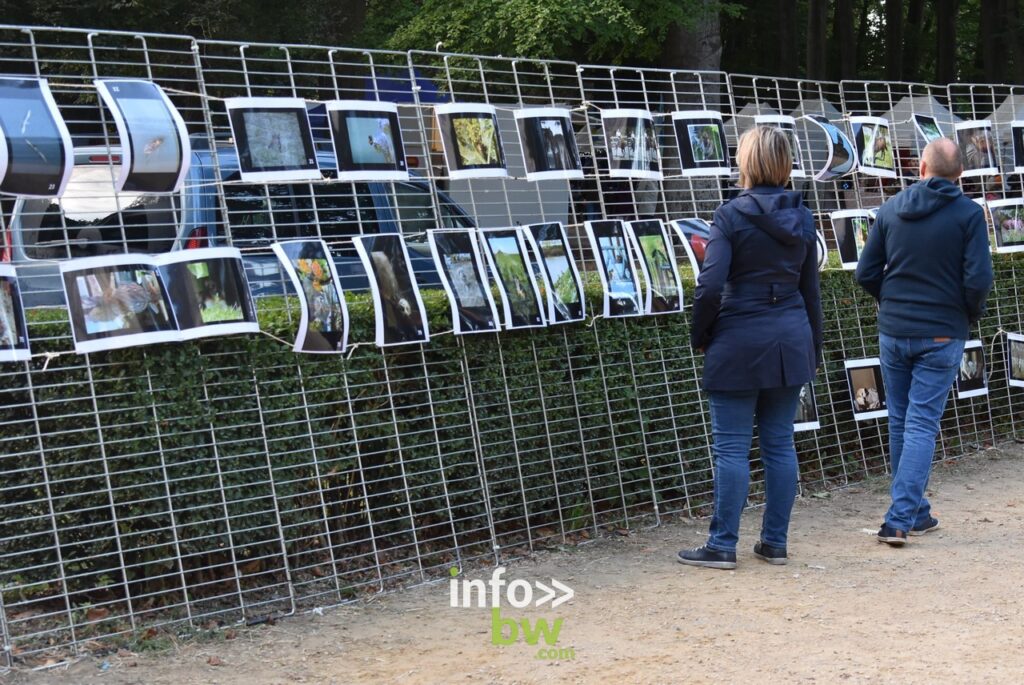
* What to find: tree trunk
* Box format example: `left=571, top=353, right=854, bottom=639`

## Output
left=778, top=0, right=798, bottom=77
left=1009, top=0, right=1024, bottom=83
left=902, top=0, right=926, bottom=81
left=659, top=0, right=723, bottom=72
left=885, top=0, right=904, bottom=80
left=936, top=0, right=959, bottom=83
left=835, top=0, right=856, bottom=80
left=855, top=0, right=872, bottom=74
left=806, top=0, right=828, bottom=80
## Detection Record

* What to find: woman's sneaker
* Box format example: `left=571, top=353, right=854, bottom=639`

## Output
left=909, top=516, right=940, bottom=536
left=753, top=541, right=788, bottom=565
left=677, top=545, right=737, bottom=569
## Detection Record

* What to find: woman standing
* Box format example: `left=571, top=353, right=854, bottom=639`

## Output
left=678, top=125, right=823, bottom=569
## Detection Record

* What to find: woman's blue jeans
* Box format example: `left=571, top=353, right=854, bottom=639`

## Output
left=705, top=385, right=803, bottom=553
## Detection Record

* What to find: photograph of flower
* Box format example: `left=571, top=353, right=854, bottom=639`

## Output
left=956, top=120, right=998, bottom=177
left=955, top=340, right=987, bottom=399
left=95, top=79, right=191, bottom=193
left=0, top=266, right=30, bottom=362
left=225, top=97, right=320, bottom=182
left=353, top=234, right=430, bottom=347
left=602, top=109, right=662, bottom=180
left=436, top=103, right=507, bottom=179
left=668, top=218, right=712, bottom=278
left=482, top=228, right=545, bottom=329
left=524, top=222, right=585, bottom=324
left=327, top=100, right=408, bottom=181
left=986, top=199, right=1024, bottom=253
left=851, top=116, right=896, bottom=178
left=428, top=229, right=500, bottom=334
left=830, top=209, right=874, bottom=269
left=845, top=358, right=888, bottom=421
left=272, top=240, right=349, bottom=353
left=0, top=76, right=74, bottom=198
left=514, top=108, right=583, bottom=181
left=585, top=220, right=642, bottom=317
left=626, top=219, right=683, bottom=314
left=755, top=115, right=804, bottom=178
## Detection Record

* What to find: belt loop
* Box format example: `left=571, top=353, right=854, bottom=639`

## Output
left=769, top=283, right=778, bottom=304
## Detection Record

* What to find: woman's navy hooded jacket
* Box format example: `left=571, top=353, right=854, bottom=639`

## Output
left=691, top=185, right=823, bottom=392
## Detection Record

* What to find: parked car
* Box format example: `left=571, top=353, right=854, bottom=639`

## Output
left=5, top=139, right=475, bottom=307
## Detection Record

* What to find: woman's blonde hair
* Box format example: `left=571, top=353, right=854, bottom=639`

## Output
left=736, top=125, right=792, bottom=188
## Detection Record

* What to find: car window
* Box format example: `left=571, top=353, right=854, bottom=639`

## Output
left=17, top=165, right=179, bottom=259
left=395, top=182, right=474, bottom=231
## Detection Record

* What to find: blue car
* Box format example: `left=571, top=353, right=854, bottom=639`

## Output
left=6, top=138, right=475, bottom=307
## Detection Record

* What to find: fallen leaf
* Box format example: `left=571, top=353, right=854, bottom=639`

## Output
left=207, top=656, right=225, bottom=667
left=85, top=607, right=110, bottom=622
left=225, top=629, right=237, bottom=640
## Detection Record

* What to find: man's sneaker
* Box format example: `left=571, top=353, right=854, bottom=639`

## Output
left=753, top=541, right=788, bottom=565
left=909, top=516, right=940, bottom=536
left=677, top=545, right=737, bottom=569
left=877, top=524, right=908, bottom=546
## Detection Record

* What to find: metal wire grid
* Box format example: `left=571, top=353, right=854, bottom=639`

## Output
left=0, top=26, right=1021, bottom=665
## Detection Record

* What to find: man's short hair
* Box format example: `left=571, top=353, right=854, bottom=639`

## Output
left=923, top=138, right=963, bottom=179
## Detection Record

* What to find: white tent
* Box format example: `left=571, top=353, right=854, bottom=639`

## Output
left=879, top=94, right=961, bottom=156
left=986, top=94, right=1024, bottom=170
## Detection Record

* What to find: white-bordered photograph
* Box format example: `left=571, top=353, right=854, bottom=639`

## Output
left=668, top=218, right=712, bottom=279
left=912, top=113, right=945, bottom=144
left=513, top=107, right=583, bottom=182
left=157, top=247, right=260, bottom=341
left=794, top=382, right=820, bottom=432
left=1008, top=332, right=1024, bottom=388
left=955, top=120, right=998, bottom=178
left=584, top=219, right=642, bottom=318
left=816, top=230, right=828, bottom=271
left=522, top=222, right=585, bottom=324
left=850, top=116, right=897, bottom=179
left=0, top=264, right=31, bottom=363
left=353, top=233, right=430, bottom=347
left=601, top=109, right=662, bottom=180
left=428, top=229, right=500, bottom=335
left=830, top=209, right=874, bottom=270
left=480, top=227, right=546, bottom=329
left=1011, top=121, right=1024, bottom=173
left=0, top=76, right=74, bottom=198
left=625, top=219, right=683, bottom=315
left=94, top=78, right=191, bottom=193
left=986, top=198, right=1024, bottom=253
left=754, top=114, right=805, bottom=178
left=271, top=239, right=350, bottom=353
left=955, top=340, right=987, bottom=399
left=435, top=102, right=507, bottom=180
left=845, top=358, right=888, bottom=420
left=225, top=96, right=320, bottom=182
left=325, top=99, right=408, bottom=182
left=801, top=114, right=856, bottom=181
left=671, top=110, right=731, bottom=177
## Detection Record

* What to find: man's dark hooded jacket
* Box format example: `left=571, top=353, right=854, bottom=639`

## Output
left=692, top=185, right=823, bottom=392
left=855, top=176, right=993, bottom=339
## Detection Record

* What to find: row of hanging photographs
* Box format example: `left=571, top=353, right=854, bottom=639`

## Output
left=6, top=74, right=1024, bottom=200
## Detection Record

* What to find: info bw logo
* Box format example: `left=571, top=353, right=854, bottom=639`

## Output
left=449, top=567, right=574, bottom=653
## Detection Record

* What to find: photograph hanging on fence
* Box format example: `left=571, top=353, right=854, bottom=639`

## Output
left=94, top=79, right=191, bottom=193
left=1008, top=332, right=1024, bottom=388
left=0, top=265, right=30, bottom=362
left=986, top=198, right=1024, bottom=253
left=1011, top=121, right=1024, bottom=173
left=481, top=228, right=546, bottom=329
left=671, top=110, right=730, bottom=177
left=326, top=100, right=408, bottom=182
left=0, top=76, right=73, bottom=198
left=955, top=120, right=998, bottom=178
left=353, top=233, right=430, bottom=346
left=514, top=108, right=583, bottom=181
left=428, top=229, right=500, bottom=334
left=523, top=222, right=585, bottom=324
left=850, top=116, right=896, bottom=179
left=585, top=220, right=642, bottom=317
left=601, top=109, right=662, bottom=180
left=271, top=239, right=350, bottom=353
left=816, top=230, right=828, bottom=271
left=435, top=103, right=507, bottom=180
left=912, top=113, right=944, bottom=145
left=668, top=218, right=712, bottom=279
left=845, top=358, right=888, bottom=420
left=830, top=209, right=875, bottom=270
left=625, top=219, right=683, bottom=314
left=754, top=115, right=804, bottom=178
left=157, top=248, right=259, bottom=339
left=955, top=340, right=987, bottom=399
left=794, top=382, right=819, bottom=432
left=225, top=97, right=320, bottom=182
left=801, top=114, right=856, bottom=181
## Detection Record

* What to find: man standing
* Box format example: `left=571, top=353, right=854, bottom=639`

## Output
left=855, top=138, right=993, bottom=546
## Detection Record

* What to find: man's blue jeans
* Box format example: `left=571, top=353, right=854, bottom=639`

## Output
left=879, top=333, right=965, bottom=532
left=705, top=385, right=803, bottom=552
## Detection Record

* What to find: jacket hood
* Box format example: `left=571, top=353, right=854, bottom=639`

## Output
left=892, top=177, right=962, bottom=220
left=733, top=188, right=806, bottom=245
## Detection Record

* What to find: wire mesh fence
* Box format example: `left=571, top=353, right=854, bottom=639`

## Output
left=0, top=25, right=1022, bottom=666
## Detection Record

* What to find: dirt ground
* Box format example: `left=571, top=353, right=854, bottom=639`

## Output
left=10, top=446, right=1024, bottom=685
